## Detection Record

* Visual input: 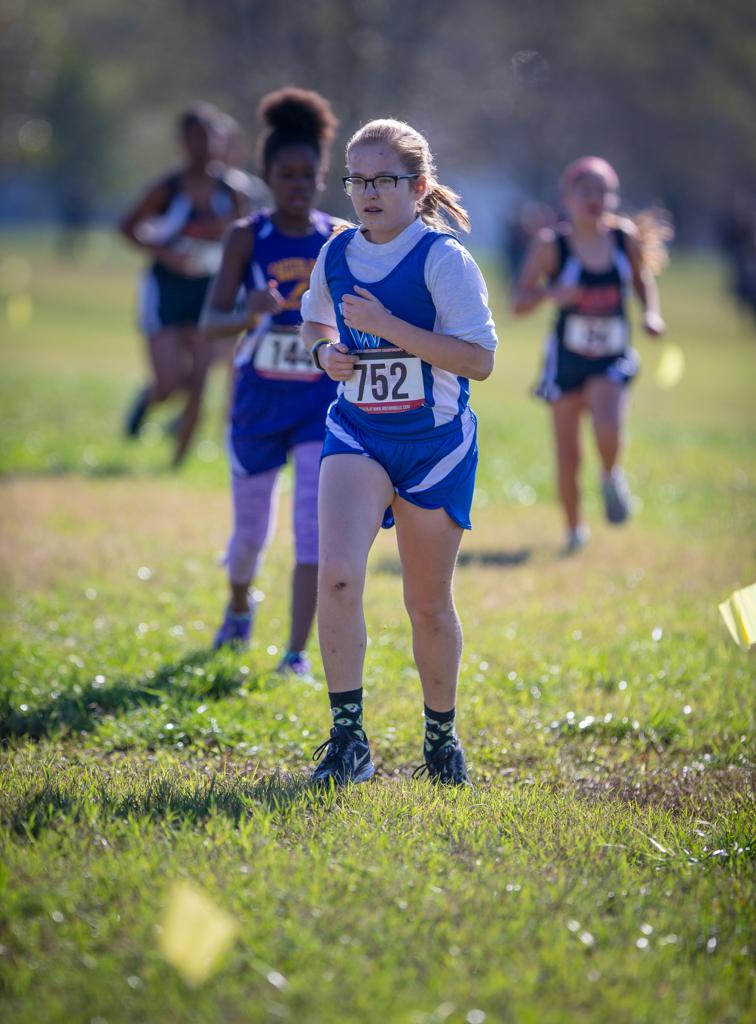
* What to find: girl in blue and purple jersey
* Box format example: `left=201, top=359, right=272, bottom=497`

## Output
left=300, top=119, right=497, bottom=786
left=201, top=87, right=341, bottom=675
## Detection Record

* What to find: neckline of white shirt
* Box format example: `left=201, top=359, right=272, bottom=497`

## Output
left=353, top=217, right=428, bottom=256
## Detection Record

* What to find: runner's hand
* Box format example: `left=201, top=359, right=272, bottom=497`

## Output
left=342, top=286, right=390, bottom=335
left=643, top=311, right=666, bottom=337
left=320, top=342, right=358, bottom=382
left=246, top=279, right=284, bottom=318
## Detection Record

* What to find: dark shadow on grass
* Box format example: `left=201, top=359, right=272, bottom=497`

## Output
left=4, top=768, right=324, bottom=836
left=0, top=649, right=257, bottom=743
left=457, top=548, right=531, bottom=569
left=373, top=548, right=531, bottom=576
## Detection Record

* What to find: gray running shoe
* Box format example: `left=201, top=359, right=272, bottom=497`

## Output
left=564, top=524, right=590, bottom=555
left=601, top=469, right=631, bottom=524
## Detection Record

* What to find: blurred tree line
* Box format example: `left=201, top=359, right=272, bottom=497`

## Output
left=2, top=0, right=755, bottom=242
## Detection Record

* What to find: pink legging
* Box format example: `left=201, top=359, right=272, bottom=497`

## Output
left=226, top=440, right=321, bottom=584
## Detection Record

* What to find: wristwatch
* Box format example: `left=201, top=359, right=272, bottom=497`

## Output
left=311, top=339, right=330, bottom=370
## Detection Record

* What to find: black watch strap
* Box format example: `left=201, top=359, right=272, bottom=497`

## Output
left=311, top=339, right=329, bottom=369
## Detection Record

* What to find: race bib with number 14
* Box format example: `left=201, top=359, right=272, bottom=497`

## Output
left=253, top=330, right=322, bottom=382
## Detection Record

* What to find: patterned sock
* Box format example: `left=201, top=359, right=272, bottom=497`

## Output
left=423, top=704, right=456, bottom=759
left=328, top=688, right=365, bottom=741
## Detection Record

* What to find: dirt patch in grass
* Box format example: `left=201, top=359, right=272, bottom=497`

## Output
left=0, top=476, right=231, bottom=593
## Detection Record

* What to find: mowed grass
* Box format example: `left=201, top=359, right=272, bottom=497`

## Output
left=0, top=230, right=754, bottom=1024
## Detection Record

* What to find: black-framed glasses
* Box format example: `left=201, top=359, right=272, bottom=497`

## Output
left=342, top=174, right=419, bottom=196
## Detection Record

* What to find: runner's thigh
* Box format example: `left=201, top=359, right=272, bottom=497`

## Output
left=318, top=454, right=394, bottom=574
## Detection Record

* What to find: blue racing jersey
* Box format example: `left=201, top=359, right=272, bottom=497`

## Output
left=232, top=210, right=338, bottom=437
left=325, top=227, right=472, bottom=438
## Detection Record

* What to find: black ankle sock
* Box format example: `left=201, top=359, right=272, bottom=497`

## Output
left=329, top=688, right=365, bottom=740
left=423, top=704, right=456, bottom=758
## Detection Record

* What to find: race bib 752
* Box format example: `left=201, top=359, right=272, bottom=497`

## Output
left=343, top=348, right=425, bottom=414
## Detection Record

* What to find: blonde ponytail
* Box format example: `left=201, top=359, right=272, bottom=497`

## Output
left=633, top=208, right=674, bottom=276
left=419, top=182, right=471, bottom=234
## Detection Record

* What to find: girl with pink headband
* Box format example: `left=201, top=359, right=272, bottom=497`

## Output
left=513, top=156, right=668, bottom=552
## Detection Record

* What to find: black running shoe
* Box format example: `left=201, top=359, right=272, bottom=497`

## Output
left=310, top=727, right=375, bottom=786
left=413, top=738, right=471, bottom=787
left=124, top=386, right=151, bottom=438
left=164, top=410, right=185, bottom=438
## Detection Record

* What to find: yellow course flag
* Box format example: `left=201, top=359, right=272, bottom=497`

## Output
left=6, top=293, right=33, bottom=328
left=718, top=583, right=756, bottom=650
left=655, top=343, right=685, bottom=390
left=158, top=881, right=239, bottom=986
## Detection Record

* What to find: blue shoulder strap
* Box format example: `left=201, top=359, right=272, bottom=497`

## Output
left=324, top=225, right=454, bottom=283
left=413, top=229, right=456, bottom=261
left=324, top=226, right=358, bottom=279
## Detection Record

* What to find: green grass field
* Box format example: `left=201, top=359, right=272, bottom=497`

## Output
left=1, top=231, right=754, bottom=1024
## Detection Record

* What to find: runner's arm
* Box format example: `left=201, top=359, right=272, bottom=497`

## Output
left=200, top=221, right=282, bottom=341
left=299, top=245, right=356, bottom=381
left=301, top=321, right=356, bottom=382
left=626, top=231, right=665, bottom=336
left=118, top=177, right=191, bottom=273
left=339, top=242, right=496, bottom=380
left=512, top=230, right=580, bottom=313
left=341, top=294, right=494, bottom=380
left=301, top=321, right=339, bottom=349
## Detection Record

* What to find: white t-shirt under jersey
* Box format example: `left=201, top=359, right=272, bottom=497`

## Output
left=300, top=217, right=498, bottom=351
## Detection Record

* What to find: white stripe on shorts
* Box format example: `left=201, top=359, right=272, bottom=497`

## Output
left=406, top=407, right=475, bottom=494
left=537, top=333, right=560, bottom=401
left=325, top=411, right=365, bottom=453
left=226, top=425, right=251, bottom=476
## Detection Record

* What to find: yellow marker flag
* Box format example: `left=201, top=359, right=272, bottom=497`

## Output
left=655, top=343, right=685, bottom=390
left=719, top=583, right=756, bottom=650
left=6, top=293, right=33, bottom=328
left=158, top=881, right=238, bottom=987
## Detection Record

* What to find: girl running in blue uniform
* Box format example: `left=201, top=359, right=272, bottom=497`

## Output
left=119, top=103, right=247, bottom=466
left=201, top=87, right=340, bottom=676
left=513, top=156, right=667, bottom=552
left=301, top=119, right=498, bottom=786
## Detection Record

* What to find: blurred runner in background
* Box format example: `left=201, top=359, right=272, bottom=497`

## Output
left=514, top=156, right=670, bottom=553
left=119, top=103, right=248, bottom=466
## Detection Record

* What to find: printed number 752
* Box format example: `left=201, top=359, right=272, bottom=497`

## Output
left=355, top=362, right=409, bottom=401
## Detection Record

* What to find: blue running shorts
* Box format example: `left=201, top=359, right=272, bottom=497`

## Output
left=322, top=401, right=478, bottom=530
